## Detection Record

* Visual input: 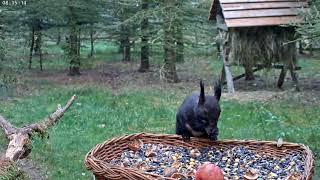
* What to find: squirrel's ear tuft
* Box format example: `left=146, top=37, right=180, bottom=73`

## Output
left=198, top=80, right=205, bottom=105
left=214, top=80, right=221, bottom=101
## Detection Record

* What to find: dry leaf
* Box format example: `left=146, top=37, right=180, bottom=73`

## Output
left=145, top=148, right=157, bottom=157
left=190, top=149, right=201, bottom=158
left=128, top=139, right=143, bottom=151
left=137, top=162, right=154, bottom=171
left=244, top=168, right=259, bottom=180
left=122, top=158, right=130, bottom=167
left=172, top=161, right=182, bottom=169
left=171, top=172, right=187, bottom=179
left=164, top=167, right=178, bottom=177
left=285, top=172, right=302, bottom=180
left=186, top=169, right=196, bottom=177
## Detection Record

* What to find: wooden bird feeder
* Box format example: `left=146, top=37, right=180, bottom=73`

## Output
left=209, top=0, right=309, bottom=93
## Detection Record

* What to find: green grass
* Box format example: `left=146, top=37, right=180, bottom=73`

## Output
left=20, top=41, right=220, bottom=73
left=0, top=84, right=319, bottom=179
left=1, top=44, right=320, bottom=179
left=31, top=41, right=123, bottom=70
left=298, top=56, right=320, bottom=77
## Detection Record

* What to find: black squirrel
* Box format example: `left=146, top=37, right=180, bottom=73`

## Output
left=176, top=80, right=221, bottom=141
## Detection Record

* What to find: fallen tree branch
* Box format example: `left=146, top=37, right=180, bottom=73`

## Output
left=0, top=95, right=76, bottom=161
left=24, top=94, right=77, bottom=137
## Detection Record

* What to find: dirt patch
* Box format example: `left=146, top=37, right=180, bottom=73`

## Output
left=222, top=74, right=320, bottom=105
left=0, top=155, right=43, bottom=180
left=20, top=60, right=320, bottom=105
left=222, top=91, right=282, bottom=103
left=1, top=150, right=45, bottom=180
left=17, top=159, right=46, bottom=180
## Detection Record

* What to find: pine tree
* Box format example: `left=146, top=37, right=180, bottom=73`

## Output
left=139, top=0, right=150, bottom=72
left=0, top=8, right=6, bottom=61
left=65, top=0, right=102, bottom=75
left=163, top=0, right=179, bottom=83
left=297, top=1, right=320, bottom=43
left=174, top=0, right=184, bottom=63
left=67, top=5, right=81, bottom=75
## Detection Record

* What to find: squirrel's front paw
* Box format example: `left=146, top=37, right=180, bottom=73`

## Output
left=208, top=128, right=219, bottom=141
left=209, top=135, right=218, bottom=141
left=182, top=134, right=191, bottom=142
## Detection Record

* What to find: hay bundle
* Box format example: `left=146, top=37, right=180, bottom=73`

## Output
left=228, top=26, right=297, bottom=68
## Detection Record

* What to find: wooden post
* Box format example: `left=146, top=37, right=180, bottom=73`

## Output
left=277, top=66, right=288, bottom=89
left=220, top=65, right=226, bottom=84
left=289, top=53, right=300, bottom=91
left=217, top=30, right=234, bottom=94
left=289, top=70, right=300, bottom=91
left=221, top=46, right=235, bottom=94
left=290, top=70, right=299, bottom=90
left=222, top=66, right=264, bottom=85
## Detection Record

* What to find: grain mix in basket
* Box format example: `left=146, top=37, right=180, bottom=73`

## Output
left=85, top=133, right=314, bottom=180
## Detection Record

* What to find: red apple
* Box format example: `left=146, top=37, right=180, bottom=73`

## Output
left=195, top=162, right=224, bottom=180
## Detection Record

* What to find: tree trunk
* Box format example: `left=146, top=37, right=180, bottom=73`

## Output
left=56, top=28, right=61, bottom=45
left=35, top=30, right=43, bottom=71
left=175, top=3, right=184, bottom=63
left=121, top=24, right=131, bottom=62
left=119, top=39, right=124, bottom=53
left=163, top=0, right=179, bottom=83
left=77, top=28, right=81, bottom=56
left=68, top=7, right=81, bottom=76
left=119, top=9, right=131, bottom=62
left=298, top=40, right=303, bottom=55
left=118, top=19, right=126, bottom=54
left=90, top=25, right=95, bottom=57
left=0, top=24, right=3, bottom=61
left=139, top=0, right=149, bottom=72
left=123, top=36, right=131, bottom=61
left=175, top=26, right=184, bottom=62
left=28, top=28, right=35, bottom=69
left=309, top=44, right=313, bottom=56
left=194, top=31, right=199, bottom=46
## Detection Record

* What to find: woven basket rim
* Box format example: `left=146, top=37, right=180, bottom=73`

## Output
left=84, top=132, right=315, bottom=180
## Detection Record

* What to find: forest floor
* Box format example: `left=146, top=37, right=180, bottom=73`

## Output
left=0, top=44, right=319, bottom=179
left=22, top=53, right=320, bottom=105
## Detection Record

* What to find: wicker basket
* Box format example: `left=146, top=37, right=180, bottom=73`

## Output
left=84, top=133, right=315, bottom=180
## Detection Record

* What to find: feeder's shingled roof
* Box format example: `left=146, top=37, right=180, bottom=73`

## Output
left=209, top=0, right=308, bottom=28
